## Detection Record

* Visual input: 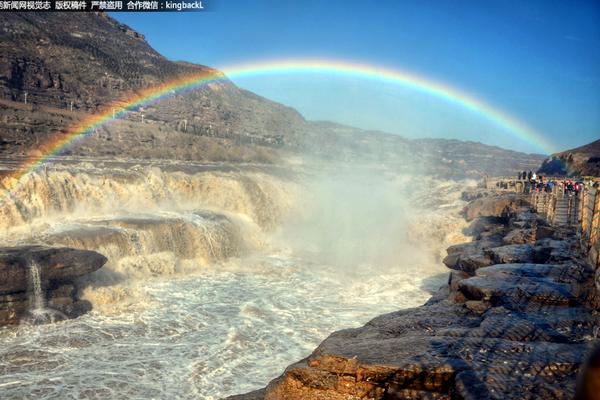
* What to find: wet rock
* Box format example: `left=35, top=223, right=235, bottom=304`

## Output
left=0, top=245, right=107, bottom=295
left=449, top=270, right=470, bottom=292
left=444, top=237, right=503, bottom=271
left=255, top=326, right=592, bottom=400
left=445, top=251, right=494, bottom=275
left=0, top=246, right=107, bottom=325
left=456, top=252, right=494, bottom=275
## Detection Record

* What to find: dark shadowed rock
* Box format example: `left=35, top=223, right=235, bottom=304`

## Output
left=456, top=252, right=494, bottom=274
left=486, top=244, right=535, bottom=264
left=463, top=217, right=506, bottom=238
left=0, top=245, right=107, bottom=295
left=0, top=246, right=107, bottom=325
left=502, top=228, right=533, bottom=245
left=534, top=238, right=577, bottom=263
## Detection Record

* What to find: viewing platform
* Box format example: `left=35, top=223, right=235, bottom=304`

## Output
left=485, top=176, right=600, bottom=271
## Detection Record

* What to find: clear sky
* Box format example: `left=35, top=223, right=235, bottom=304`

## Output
left=110, top=0, right=600, bottom=154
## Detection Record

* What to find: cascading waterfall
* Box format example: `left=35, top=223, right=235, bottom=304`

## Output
left=0, top=164, right=473, bottom=399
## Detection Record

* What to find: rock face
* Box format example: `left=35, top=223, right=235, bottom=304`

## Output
left=0, top=13, right=545, bottom=177
left=231, top=194, right=600, bottom=400
left=537, top=139, right=600, bottom=177
left=462, top=195, right=527, bottom=222
left=0, top=246, right=107, bottom=325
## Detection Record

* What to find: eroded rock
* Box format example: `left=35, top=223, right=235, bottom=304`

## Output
left=0, top=246, right=107, bottom=325
left=486, top=244, right=535, bottom=264
left=463, top=195, right=526, bottom=222
left=0, top=245, right=107, bottom=295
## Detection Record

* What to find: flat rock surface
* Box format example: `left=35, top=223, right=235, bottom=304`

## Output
left=486, top=244, right=535, bottom=264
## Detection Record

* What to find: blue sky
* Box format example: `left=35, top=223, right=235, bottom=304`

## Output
left=111, top=0, right=600, bottom=154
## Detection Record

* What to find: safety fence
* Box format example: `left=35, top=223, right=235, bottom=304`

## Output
left=579, top=188, right=600, bottom=270
left=530, top=187, right=600, bottom=270
left=486, top=177, right=600, bottom=270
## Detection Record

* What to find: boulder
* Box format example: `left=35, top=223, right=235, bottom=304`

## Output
left=534, top=238, right=576, bottom=263
left=502, top=228, right=533, bottom=245
left=0, top=245, right=107, bottom=295
left=486, top=244, right=535, bottom=264
left=0, top=246, right=107, bottom=325
left=445, top=251, right=494, bottom=275
left=456, top=252, right=494, bottom=274
left=463, top=217, right=506, bottom=238
left=463, top=195, right=525, bottom=222
left=458, top=263, right=593, bottom=309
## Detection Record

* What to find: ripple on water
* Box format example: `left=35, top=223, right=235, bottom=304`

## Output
left=0, top=251, right=448, bottom=399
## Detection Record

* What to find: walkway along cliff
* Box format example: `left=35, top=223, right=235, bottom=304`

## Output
left=231, top=180, right=600, bottom=400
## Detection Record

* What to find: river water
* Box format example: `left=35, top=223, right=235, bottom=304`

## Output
left=0, top=163, right=470, bottom=399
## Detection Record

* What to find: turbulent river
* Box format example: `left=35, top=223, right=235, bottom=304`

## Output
left=0, top=161, right=471, bottom=399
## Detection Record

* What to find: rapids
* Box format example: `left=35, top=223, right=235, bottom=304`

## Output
left=0, top=162, right=472, bottom=399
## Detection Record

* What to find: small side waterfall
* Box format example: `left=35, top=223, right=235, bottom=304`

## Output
left=29, top=261, right=45, bottom=311
left=23, top=261, right=67, bottom=325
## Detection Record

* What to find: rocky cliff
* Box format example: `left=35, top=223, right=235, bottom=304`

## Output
left=538, top=139, right=600, bottom=177
left=0, top=12, right=546, bottom=177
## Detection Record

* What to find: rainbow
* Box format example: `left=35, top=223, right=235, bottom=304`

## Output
left=1, top=58, right=556, bottom=202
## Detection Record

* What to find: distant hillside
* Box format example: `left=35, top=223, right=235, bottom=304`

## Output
left=538, top=139, right=600, bottom=177
left=0, top=12, right=306, bottom=152
left=0, top=12, right=546, bottom=178
left=300, top=122, right=545, bottom=178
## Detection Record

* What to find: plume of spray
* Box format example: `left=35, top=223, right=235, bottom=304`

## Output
left=274, top=157, right=465, bottom=292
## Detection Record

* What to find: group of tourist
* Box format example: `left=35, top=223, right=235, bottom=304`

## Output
left=517, top=171, right=595, bottom=196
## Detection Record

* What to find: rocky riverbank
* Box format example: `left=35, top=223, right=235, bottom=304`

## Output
left=0, top=246, right=107, bottom=325
left=231, top=192, right=600, bottom=399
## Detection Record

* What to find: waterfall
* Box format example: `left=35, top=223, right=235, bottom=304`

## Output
left=24, top=260, right=67, bottom=325
left=29, top=261, right=45, bottom=311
